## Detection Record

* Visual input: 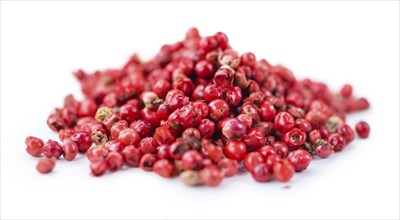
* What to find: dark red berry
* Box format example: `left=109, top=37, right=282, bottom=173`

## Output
left=274, top=112, right=295, bottom=133
left=154, top=159, right=176, bottom=178
left=90, top=158, right=107, bottom=176
left=243, top=152, right=264, bottom=172
left=273, top=159, right=295, bottom=182
left=251, top=163, right=271, bottom=182
left=288, top=149, right=312, bottom=172
left=224, top=140, right=247, bottom=161
left=217, top=158, right=238, bottom=177
left=62, top=138, right=78, bottom=161
left=281, top=128, right=306, bottom=149
left=355, top=121, right=370, bottom=139
left=25, top=136, right=44, bottom=157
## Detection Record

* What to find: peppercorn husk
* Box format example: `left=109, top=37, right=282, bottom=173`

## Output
left=180, top=170, right=201, bottom=186
left=95, top=106, right=113, bottom=123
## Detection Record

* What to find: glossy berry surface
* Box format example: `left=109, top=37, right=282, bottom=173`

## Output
left=24, top=28, right=371, bottom=187
left=355, top=121, right=370, bottom=138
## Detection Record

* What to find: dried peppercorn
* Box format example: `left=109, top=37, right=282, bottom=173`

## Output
left=25, top=28, right=370, bottom=187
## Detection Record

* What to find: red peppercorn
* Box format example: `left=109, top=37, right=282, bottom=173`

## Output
left=308, top=129, right=322, bottom=144
left=355, top=121, right=370, bottom=139
left=224, top=140, right=247, bottom=161
left=139, top=153, right=157, bottom=171
left=195, top=60, right=214, bottom=79
left=259, top=101, right=276, bottom=121
left=272, top=142, right=289, bottom=159
left=340, top=84, right=353, bottom=97
left=154, top=126, right=177, bottom=145
left=169, top=140, right=190, bottom=160
left=121, top=145, right=141, bottom=167
left=70, top=131, right=92, bottom=153
left=243, top=152, right=265, bottom=172
left=265, top=154, right=282, bottom=172
left=118, top=128, right=140, bottom=146
left=328, top=133, right=347, bottom=152
left=237, top=114, right=253, bottom=129
left=240, top=52, right=256, bottom=67
left=110, top=120, right=128, bottom=139
left=153, top=159, right=176, bottom=178
left=255, top=122, right=274, bottom=137
left=137, top=137, right=158, bottom=154
left=204, top=83, right=223, bottom=102
left=78, top=98, right=98, bottom=117
left=274, top=112, right=295, bottom=133
left=141, top=91, right=163, bottom=111
left=258, top=145, right=277, bottom=161
left=336, top=124, right=355, bottom=143
left=87, top=145, right=108, bottom=162
left=241, top=103, right=261, bottom=124
left=25, top=136, right=44, bottom=157
left=199, top=165, right=224, bottom=187
left=141, top=108, right=160, bottom=128
left=90, top=158, right=107, bottom=176
left=104, top=139, right=125, bottom=153
left=130, top=120, right=153, bottom=138
left=153, top=79, right=172, bottom=99
left=221, top=118, right=247, bottom=140
left=36, top=157, right=57, bottom=174
left=182, top=150, right=204, bottom=170
left=208, top=99, right=230, bottom=122
left=243, top=128, right=266, bottom=151
left=313, top=139, right=334, bottom=158
left=217, top=158, right=238, bottom=177
left=25, top=28, right=372, bottom=186
left=251, top=163, right=271, bottom=182
left=182, top=128, right=202, bottom=141
left=273, top=159, right=295, bottom=182
left=294, top=119, right=312, bottom=133
left=119, top=103, right=140, bottom=123
left=59, top=129, right=75, bottom=141
left=202, top=143, right=224, bottom=163
left=105, top=152, right=123, bottom=171
left=62, top=138, right=78, bottom=161
left=305, top=110, right=328, bottom=128
left=281, top=128, right=306, bottom=149
left=42, top=140, right=63, bottom=159
left=288, top=149, right=312, bottom=172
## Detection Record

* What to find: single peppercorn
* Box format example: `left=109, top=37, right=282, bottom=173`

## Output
left=273, top=159, right=295, bottom=182
left=199, top=165, right=224, bottom=187
left=153, top=159, right=176, bottom=178
left=95, top=106, right=113, bottom=122
left=36, top=157, right=57, bottom=174
left=42, top=140, right=63, bottom=159
left=25, top=136, right=44, bottom=157
left=243, top=151, right=265, bottom=172
left=355, top=121, right=370, bottom=138
left=139, top=153, right=157, bottom=171
left=62, top=138, right=78, bottom=161
left=251, top=163, right=271, bottom=182
left=287, top=149, right=312, bottom=172
left=90, top=158, right=107, bottom=176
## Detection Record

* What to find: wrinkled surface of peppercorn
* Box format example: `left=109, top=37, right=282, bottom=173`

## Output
left=26, top=28, right=370, bottom=186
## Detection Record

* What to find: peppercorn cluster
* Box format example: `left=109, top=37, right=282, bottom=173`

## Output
left=26, top=28, right=370, bottom=186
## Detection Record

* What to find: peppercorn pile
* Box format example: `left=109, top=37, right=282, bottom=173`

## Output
left=25, top=28, right=370, bottom=185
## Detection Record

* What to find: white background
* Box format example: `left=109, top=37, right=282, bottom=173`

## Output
left=1, top=1, right=399, bottom=219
